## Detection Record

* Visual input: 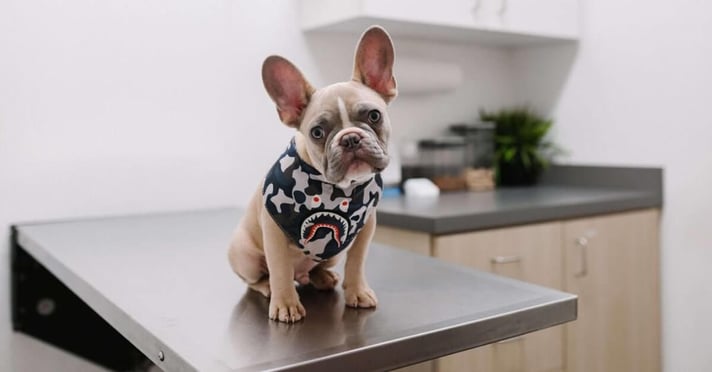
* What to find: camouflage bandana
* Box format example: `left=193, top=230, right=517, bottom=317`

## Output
left=262, top=138, right=383, bottom=261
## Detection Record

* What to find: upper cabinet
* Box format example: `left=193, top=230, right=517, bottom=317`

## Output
left=301, top=0, right=580, bottom=46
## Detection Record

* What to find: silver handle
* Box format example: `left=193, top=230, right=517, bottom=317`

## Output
left=491, top=255, right=522, bottom=264
left=575, top=236, right=588, bottom=277
left=496, top=336, right=524, bottom=345
left=499, top=0, right=508, bottom=15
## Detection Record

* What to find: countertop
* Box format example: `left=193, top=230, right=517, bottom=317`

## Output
left=13, top=208, right=576, bottom=371
left=378, top=165, right=663, bottom=234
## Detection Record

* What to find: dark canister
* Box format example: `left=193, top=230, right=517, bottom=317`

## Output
left=450, top=123, right=495, bottom=191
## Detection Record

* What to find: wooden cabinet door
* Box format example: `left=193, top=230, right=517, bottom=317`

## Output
left=563, top=209, right=661, bottom=372
left=373, top=225, right=432, bottom=256
left=433, top=222, right=564, bottom=372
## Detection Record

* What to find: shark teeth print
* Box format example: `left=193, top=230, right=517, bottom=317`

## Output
left=300, top=211, right=349, bottom=247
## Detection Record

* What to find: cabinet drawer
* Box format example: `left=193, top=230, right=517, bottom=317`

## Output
left=373, top=225, right=431, bottom=256
left=432, top=222, right=564, bottom=372
left=433, top=222, right=563, bottom=290
left=437, top=326, right=563, bottom=372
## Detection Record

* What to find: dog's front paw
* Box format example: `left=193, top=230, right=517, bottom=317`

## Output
left=269, top=292, right=306, bottom=323
left=343, top=283, right=378, bottom=308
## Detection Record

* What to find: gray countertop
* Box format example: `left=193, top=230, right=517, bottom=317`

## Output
left=378, top=186, right=660, bottom=234
left=14, top=208, right=576, bottom=371
left=378, top=165, right=664, bottom=234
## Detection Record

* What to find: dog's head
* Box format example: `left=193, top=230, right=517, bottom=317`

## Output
left=261, top=26, right=396, bottom=187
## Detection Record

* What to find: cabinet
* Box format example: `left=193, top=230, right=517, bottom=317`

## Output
left=301, top=0, right=579, bottom=46
left=375, top=209, right=660, bottom=372
left=434, top=222, right=564, bottom=372
left=502, top=0, right=579, bottom=38
left=563, top=210, right=661, bottom=372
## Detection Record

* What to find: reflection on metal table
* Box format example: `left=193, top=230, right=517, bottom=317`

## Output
left=11, top=208, right=576, bottom=371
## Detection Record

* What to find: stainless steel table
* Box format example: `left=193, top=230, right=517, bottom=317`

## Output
left=11, top=208, right=576, bottom=371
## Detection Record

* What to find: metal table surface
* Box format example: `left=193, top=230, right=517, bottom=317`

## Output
left=13, top=208, right=576, bottom=371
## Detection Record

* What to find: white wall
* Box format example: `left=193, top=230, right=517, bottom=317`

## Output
left=514, top=1, right=712, bottom=371
left=0, top=1, right=514, bottom=369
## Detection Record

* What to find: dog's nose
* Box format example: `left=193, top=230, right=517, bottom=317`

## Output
left=339, top=133, right=361, bottom=150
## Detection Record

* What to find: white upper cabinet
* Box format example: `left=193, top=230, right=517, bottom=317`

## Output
left=502, top=0, right=579, bottom=39
left=301, top=0, right=579, bottom=46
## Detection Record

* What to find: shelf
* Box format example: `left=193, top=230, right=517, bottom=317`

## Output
left=301, top=0, right=580, bottom=47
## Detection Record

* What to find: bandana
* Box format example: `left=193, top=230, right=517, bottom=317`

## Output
left=262, top=138, right=383, bottom=261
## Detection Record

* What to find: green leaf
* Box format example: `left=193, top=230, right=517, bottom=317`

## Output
left=521, top=150, right=531, bottom=168
left=496, top=136, right=516, bottom=145
left=503, top=147, right=517, bottom=162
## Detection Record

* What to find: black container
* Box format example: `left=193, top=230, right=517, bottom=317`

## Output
left=399, top=138, right=468, bottom=192
left=449, top=123, right=496, bottom=191
left=416, top=137, right=467, bottom=191
left=449, top=123, right=495, bottom=168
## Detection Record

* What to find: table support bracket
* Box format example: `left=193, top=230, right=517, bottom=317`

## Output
left=11, top=227, right=149, bottom=371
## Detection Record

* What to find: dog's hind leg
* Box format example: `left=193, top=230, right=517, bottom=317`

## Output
left=247, top=277, right=271, bottom=298
left=228, top=221, right=270, bottom=297
left=309, top=258, right=341, bottom=290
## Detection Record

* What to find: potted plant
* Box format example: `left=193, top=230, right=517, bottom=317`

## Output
left=479, top=107, right=561, bottom=186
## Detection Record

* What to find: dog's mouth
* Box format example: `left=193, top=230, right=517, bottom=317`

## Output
left=351, top=148, right=389, bottom=169
left=325, top=137, right=389, bottom=184
left=300, top=211, right=349, bottom=247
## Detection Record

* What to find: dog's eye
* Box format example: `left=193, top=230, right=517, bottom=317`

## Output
left=367, top=110, right=381, bottom=124
left=310, top=126, right=325, bottom=139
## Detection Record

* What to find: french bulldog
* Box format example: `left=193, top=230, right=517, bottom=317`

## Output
left=228, top=26, right=397, bottom=323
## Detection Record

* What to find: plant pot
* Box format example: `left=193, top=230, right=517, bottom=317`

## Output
left=497, top=160, right=542, bottom=186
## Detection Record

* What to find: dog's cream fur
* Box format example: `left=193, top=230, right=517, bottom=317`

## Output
left=227, top=26, right=397, bottom=323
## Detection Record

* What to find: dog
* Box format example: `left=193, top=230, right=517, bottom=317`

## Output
left=228, top=26, right=397, bottom=323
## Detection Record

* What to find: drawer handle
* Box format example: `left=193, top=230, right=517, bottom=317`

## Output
left=575, top=236, right=588, bottom=277
left=490, top=255, right=522, bottom=264
left=496, top=336, right=524, bottom=345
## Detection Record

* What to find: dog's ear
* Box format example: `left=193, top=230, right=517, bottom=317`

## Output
left=352, top=26, right=397, bottom=103
left=262, top=56, right=315, bottom=127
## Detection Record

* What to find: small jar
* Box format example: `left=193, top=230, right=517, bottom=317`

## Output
left=450, top=123, right=496, bottom=191
left=417, top=137, right=467, bottom=191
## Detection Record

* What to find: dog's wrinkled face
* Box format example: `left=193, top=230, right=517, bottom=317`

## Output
left=261, top=26, right=397, bottom=186
left=299, top=82, right=391, bottom=185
